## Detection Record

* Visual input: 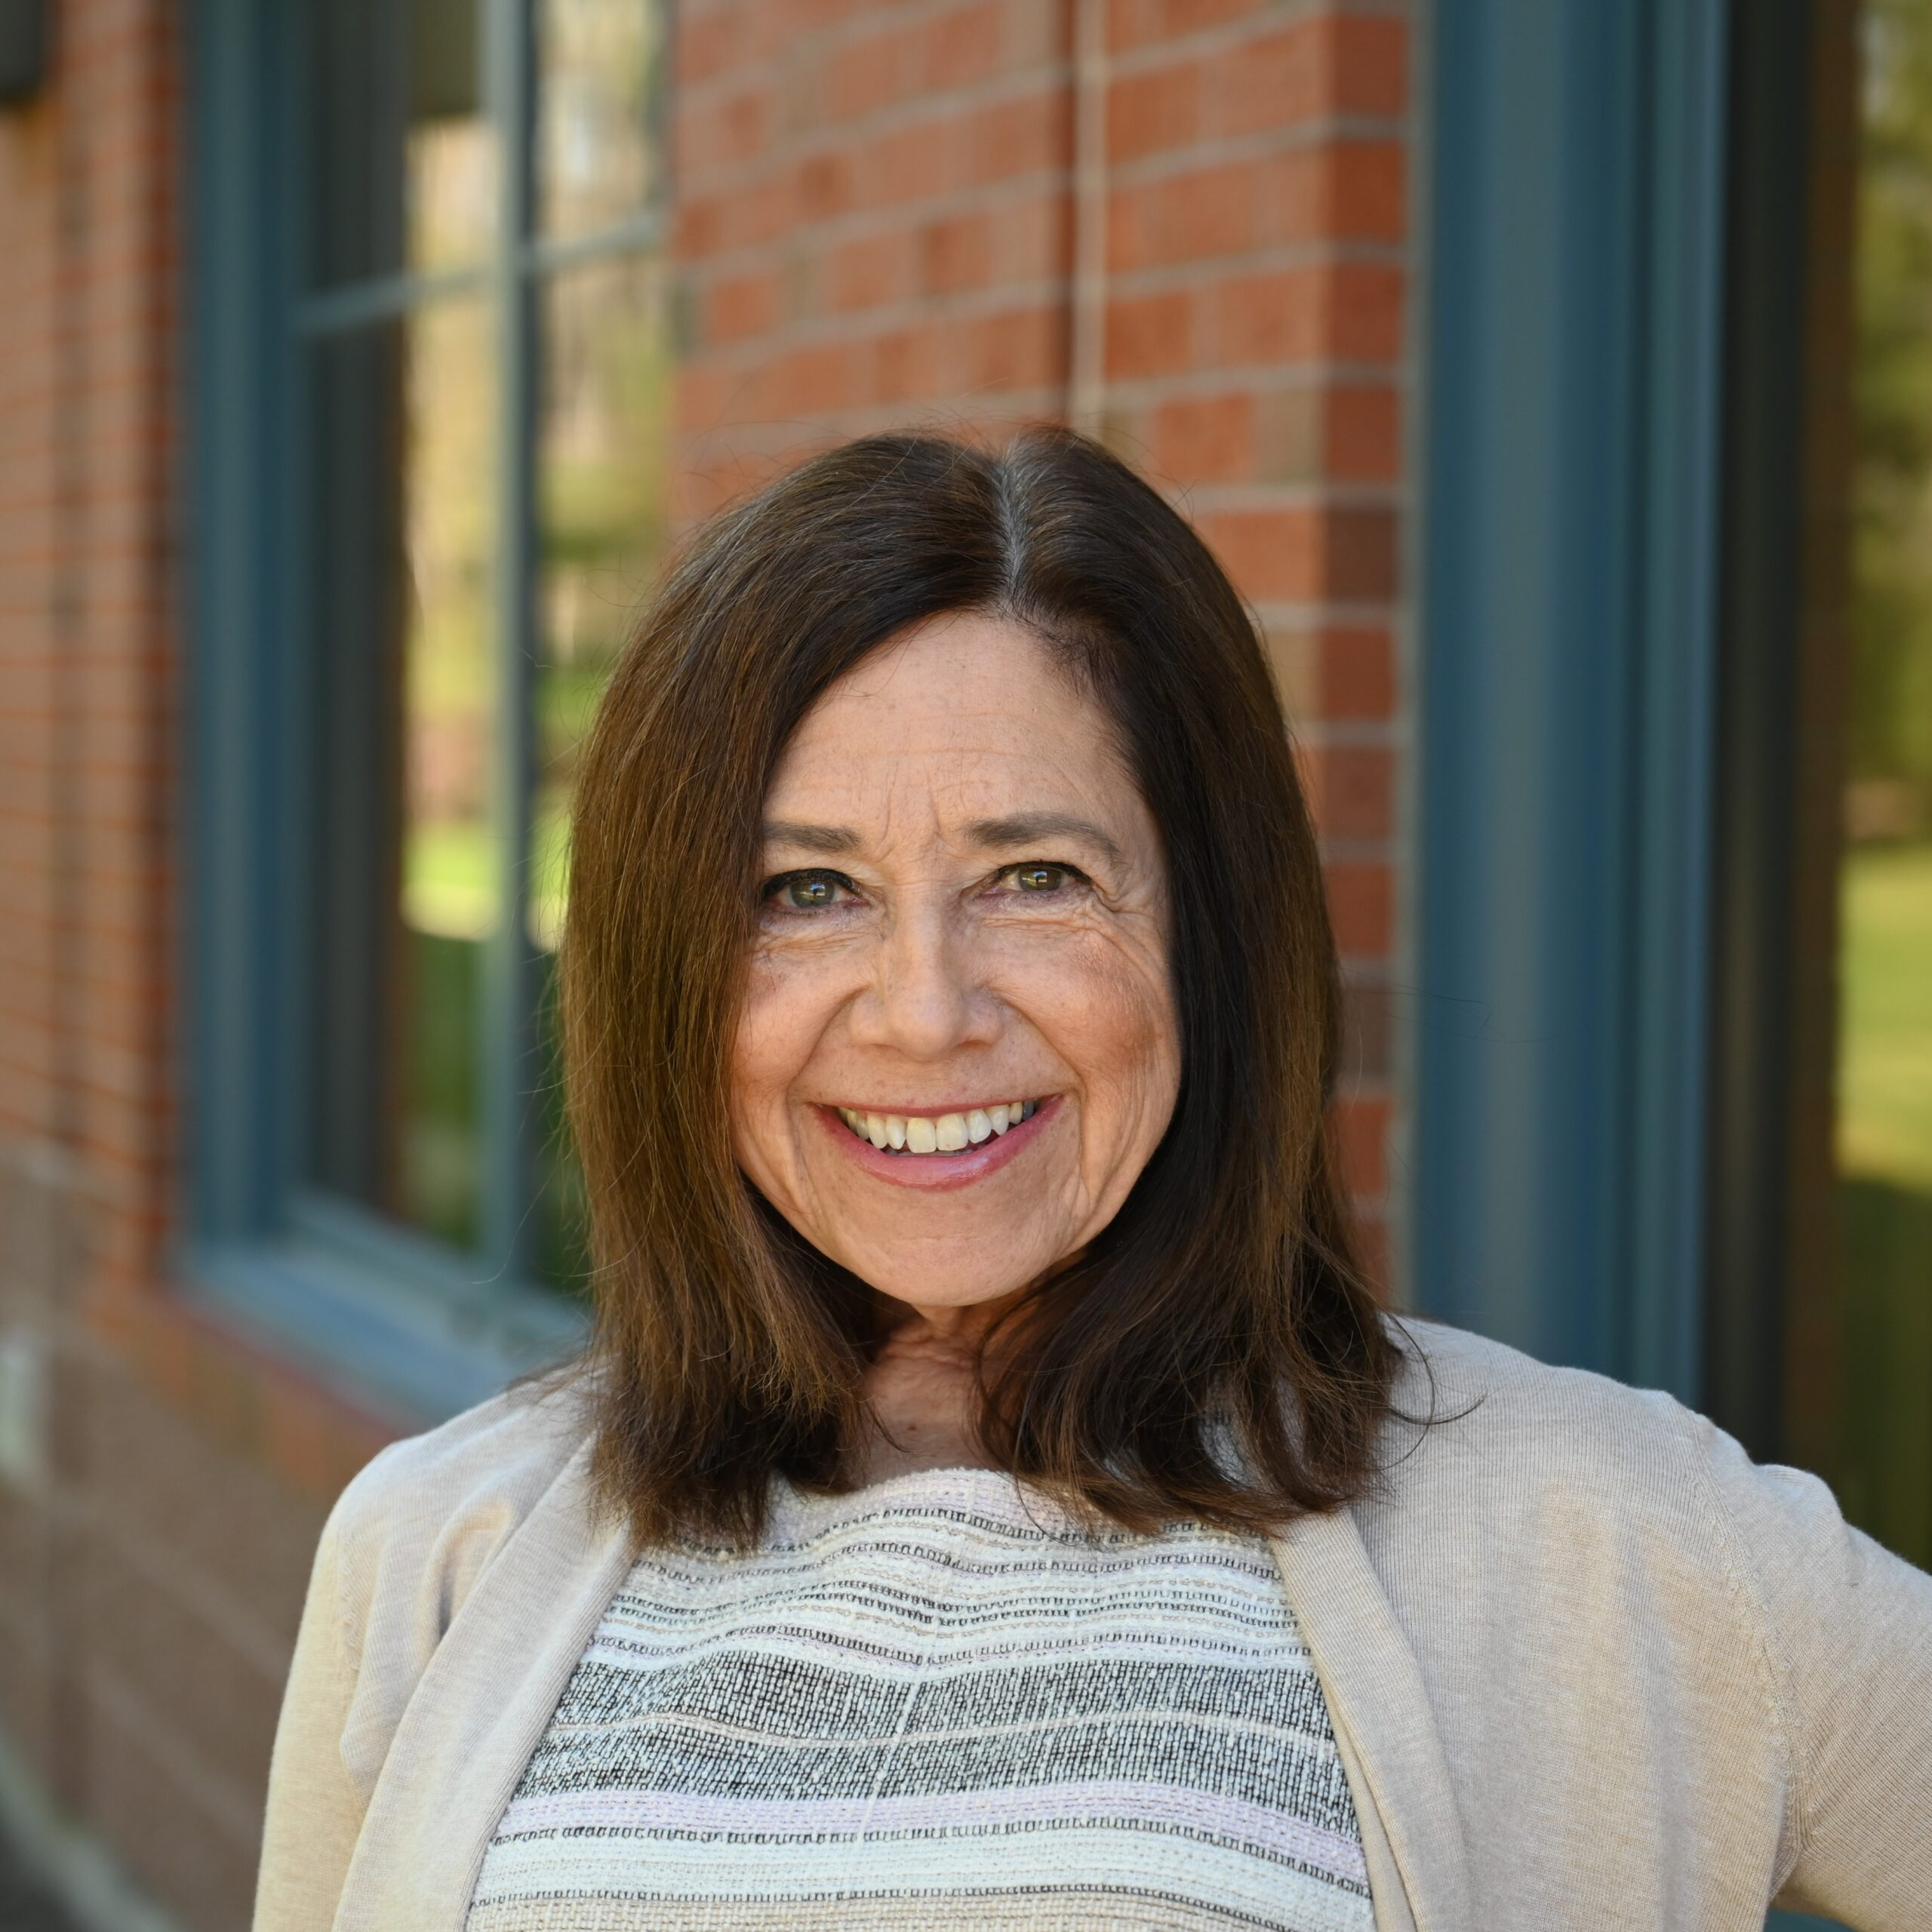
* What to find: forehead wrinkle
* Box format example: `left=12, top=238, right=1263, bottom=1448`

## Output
left=962, top=812, right=1128, bottom=871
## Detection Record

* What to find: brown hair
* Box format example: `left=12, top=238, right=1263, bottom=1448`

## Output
left=560, top=425, right=1395, bottom=1546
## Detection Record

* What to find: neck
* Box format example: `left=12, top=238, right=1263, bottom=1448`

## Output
left=846, top=1288, right=1025, bottom=1484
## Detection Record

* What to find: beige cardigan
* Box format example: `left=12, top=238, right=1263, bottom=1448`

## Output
left=252, top=1320, right=1932, bottom=1932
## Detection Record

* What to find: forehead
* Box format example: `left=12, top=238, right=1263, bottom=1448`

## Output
left=765, top=613, right=1134, bottom=816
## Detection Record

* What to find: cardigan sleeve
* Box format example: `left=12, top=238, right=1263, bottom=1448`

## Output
left=252, top=1500, right=369, bottom=1932
left=248, top=1383, right=597, bottom=1931
left=1694, top=1419, right=1932, bottom=1929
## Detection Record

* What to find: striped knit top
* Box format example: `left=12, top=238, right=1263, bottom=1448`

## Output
left=466, top=1466, right=1374, bottom=1932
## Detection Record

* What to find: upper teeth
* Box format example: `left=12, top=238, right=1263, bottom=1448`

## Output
left=835, top=1100, right=1040, bottom=1153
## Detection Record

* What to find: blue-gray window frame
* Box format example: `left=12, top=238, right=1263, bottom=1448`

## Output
left=1416, top=14, right=1841, bottom=1921
left=1411, top=0, right=1731, bottom=1404
left=181, top=0, right=663, bottom=1422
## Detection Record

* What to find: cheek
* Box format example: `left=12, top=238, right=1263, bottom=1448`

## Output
left=730, top=955, right=823, bottom=1132
left=1008, top=931, right=1179, bottom=1112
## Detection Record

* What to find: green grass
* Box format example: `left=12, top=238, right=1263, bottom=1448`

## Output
left=1834, top=839, right=1932, bottom=1571
left=1837, top=841, right=1932, bottom=1189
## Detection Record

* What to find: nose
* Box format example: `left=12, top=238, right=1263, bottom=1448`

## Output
left=848, top=895, right=997, bottom=1061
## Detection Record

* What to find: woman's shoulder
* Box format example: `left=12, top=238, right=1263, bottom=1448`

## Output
left=1370, top=1313, right=1915, bottom=1614
left=1383, top=1312, right=1719, bottom=1473
left=325, top=1366, right=603, bottom=1632
left=1373, top=1313, right=1793, bottom=1555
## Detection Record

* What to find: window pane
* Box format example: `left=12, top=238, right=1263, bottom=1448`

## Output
left=304, top=301, right=501, bottom=1253
left=306, top=0, right=497, bottom=288
left=1827, top=0, right=1932, bottom=1570
left=530, top=254, right=672, bottom=1286
left=537, top=0, right=666, bottom=239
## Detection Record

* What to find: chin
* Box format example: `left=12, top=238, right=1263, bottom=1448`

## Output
left=843, top=1254, right=1044, bottom=1318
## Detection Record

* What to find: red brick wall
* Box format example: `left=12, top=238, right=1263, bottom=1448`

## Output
left=0, top=8, right=389, bottom=1928
left=673, top=0, right=1411, bottom=1277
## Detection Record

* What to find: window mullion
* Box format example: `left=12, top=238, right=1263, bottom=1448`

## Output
left=479, top=0, right=540, bottom=1279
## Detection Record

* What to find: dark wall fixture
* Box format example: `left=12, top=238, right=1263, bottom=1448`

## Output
left=0, top=0, right=48, bottom=105
left=1704, top=0, right=1860, bottom=1467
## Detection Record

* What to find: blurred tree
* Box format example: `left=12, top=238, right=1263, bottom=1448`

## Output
left=1852, top=0, right=1932, bottom=830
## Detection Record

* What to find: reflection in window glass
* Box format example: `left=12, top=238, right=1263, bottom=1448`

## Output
left=531, top=256, right=673, bottom=1286
left=306, top=0, right=497, bottom=288
left=537, top=0, right=665, bottom=238
left=1833, top=0, right=1932, bottom=1569
left=304, top=301, right=500, bottom=1253
left=294, top=2, right=669, bottom=1290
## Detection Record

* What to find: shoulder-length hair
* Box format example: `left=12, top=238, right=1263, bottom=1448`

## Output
left=560, top=425, right=1395, bottom=1546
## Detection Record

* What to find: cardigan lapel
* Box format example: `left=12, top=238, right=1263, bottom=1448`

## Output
left=333, top=1439, right=636, bottom=1932
left=1269, top=1506, right=1473, bottom=1932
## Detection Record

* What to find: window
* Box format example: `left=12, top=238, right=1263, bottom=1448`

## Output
left=187, top=0, right=671, bottom=1418
left=1806, top=0, right=1932, bottom=1571
left=1709, top=0, right=1930, bottom=1583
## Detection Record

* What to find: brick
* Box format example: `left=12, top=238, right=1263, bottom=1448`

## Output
left=1331, top=15, right=1409, bottom=118
left=1212, top=266, right=1327, bottom=366
left=961, top=89, right=1075, bottom=188
left=1210, top=15, right=1409, bottom=136
left=1312, top=140, right=1406, bottom=242
left=1306, top=744, right=1393, bottom=841
left=765, top=340, right=858, bottom=417
left=1109, top=157, right=1265, bottom=272
left=824, top=20, right=921, bottom=122
left=1317, top=626, right=1398, bottom=720
left=827, top=229, right=915, bottom=312
left=796, top=149, right=860, bottom=220
left=1108, top=62, right=1201, bottom=165
left=1322, top=504, right=1398, bottom=601
left=857, top=121, right=953, bottom=208
left=704, top=268, right=784, bottom=344
left=965, top=303, right=1066, bottom=391
left=1105, top=288, right=1197, bottom=380
left=1323, top=860, right=1393, bottom=959
left=1208, top=503, right=1398, bottom=604
left=1334, top=1092, right=1392, bottom=1198
left=1200, top=506, right=1318, bottom=601
left=1108, top=0, right=1268, bottom=52
left=921, top=1, right=1008, bottom=91
left=988, top=188, right=1071, bottom=282
left=1324, top=384, right=1401, bottom=482
left=681, top=5, right=758, bottom=85
left=678, top=82, right=778, bottom=172
left=1149, top=391, right=1255, bottom=481
left=864, top=320, right=946, bottom=404
left=919, top=210, right=997, bottom=296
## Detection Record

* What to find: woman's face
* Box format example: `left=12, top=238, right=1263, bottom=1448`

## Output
left=731, top=612, right=1181, bottom=1322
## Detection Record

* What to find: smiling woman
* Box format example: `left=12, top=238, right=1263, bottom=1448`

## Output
left=559, top=431, right=1384, bottom=1540
left=254, top=429, right=1932, bottom=1932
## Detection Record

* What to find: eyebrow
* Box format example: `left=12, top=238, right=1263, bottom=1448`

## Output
left=760, top=812, right=1127, bottom=870
left=761, top=820, right=861, bottom=857
left=961, top=813, right=1128, bottom=869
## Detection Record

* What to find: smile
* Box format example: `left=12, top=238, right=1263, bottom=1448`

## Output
left=832, top=1100, right=1042, bottom=1155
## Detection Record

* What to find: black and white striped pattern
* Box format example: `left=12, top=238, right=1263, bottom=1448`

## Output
left=468, top=1467, right=1373, bottom=1931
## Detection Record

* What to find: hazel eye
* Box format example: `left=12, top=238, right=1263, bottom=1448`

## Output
left=1002, top=862, right=1078, bottom=894
left=763, top=870, right=856, bottom=912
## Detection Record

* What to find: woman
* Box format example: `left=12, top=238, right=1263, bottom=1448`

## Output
left=254, top=429, right=1932, bottom=1932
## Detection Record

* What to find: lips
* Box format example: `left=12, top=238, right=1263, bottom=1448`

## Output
left=815, top=1096, right=1057, bottom=1191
